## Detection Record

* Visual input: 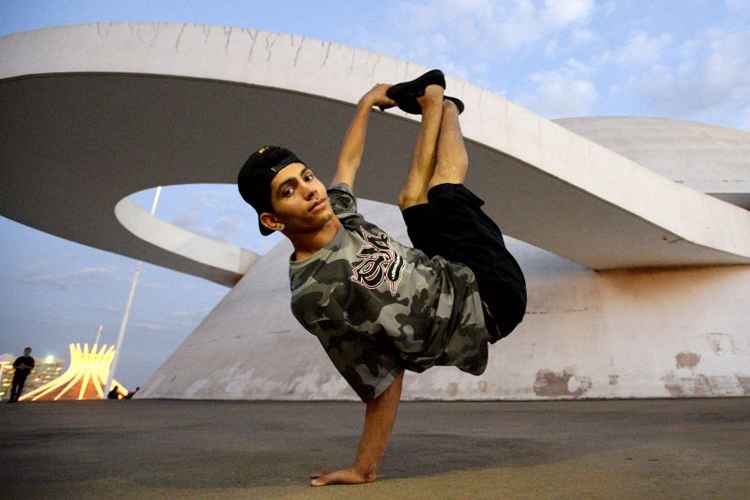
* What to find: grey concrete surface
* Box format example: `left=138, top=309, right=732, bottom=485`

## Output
left=2, top=399, right=748, bottom=499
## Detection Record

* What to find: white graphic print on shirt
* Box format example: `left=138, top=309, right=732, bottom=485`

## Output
left=350, top=227, right=404, bottom=294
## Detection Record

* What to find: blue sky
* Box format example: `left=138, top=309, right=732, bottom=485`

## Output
left=1, top=0, right=748, bottom=388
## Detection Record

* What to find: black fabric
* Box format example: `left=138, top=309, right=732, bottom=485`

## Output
left=9, top=371, right=28, bottom=402
left=402, top=183, right=527, bottom=342
left=386, top=69, right=446, bottom=114
left=13, top=356, right=34, bottom=375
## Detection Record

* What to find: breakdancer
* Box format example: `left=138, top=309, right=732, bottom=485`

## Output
left=238, top=69, right=526, bottom=486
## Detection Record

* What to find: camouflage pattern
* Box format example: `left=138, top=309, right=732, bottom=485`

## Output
left=289, top=183, right=489, bottom=401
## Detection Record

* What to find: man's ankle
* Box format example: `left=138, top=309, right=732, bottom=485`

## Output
left=417, top=85, right=444, bottom=106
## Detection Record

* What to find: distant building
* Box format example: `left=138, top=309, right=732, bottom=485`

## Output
left=17, top=344, right=128, bottom=401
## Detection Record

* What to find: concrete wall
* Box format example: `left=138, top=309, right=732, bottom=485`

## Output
left=141, top=200, right=750, bottom=400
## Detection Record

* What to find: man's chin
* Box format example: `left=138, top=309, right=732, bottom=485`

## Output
left=288, top=212, right=337, bottom=236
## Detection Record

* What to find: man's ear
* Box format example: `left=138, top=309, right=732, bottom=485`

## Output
left=260, top=212, right=285, bottom=232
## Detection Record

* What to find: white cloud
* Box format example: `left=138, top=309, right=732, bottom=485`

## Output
left=600, top=31, right=672, bottom=66
left=357, top=0, right=596, bottom=82
left=725, top=0, right=749, bottom=13
left=197, top=192, right=225, bottom=210
left=212, top=215, right=243, bottom=240
left=132, top=321, right=173, bottom=333
left=542, top=0, right=594, bottom=27
left=170, top=207, right=244, bottom=243
left=544, top=38, right=560, bottom=57
left=171, top=311, right=200, bottom=319
left=518, top=59, right=598, bottom=116
left=600, top=0, right=616, bottom=16
left=170, top=310, right=209, bottom=326
left=625, top=29, right=750, bottom=126
left=21, top=267, right=116, bottom=290
left=94, top=304, right=121, bottom=313
left=571, top=27, right=596, bottom=45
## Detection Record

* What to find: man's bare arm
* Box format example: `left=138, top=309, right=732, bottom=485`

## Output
left=330, top=84, right=396, bottom=189
left=310, top=369, right=404, bottom=486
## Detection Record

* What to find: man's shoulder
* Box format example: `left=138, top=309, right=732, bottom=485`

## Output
left=291, top=256, right=350, bottom=298
left=328, top=182, right=360, bottom=219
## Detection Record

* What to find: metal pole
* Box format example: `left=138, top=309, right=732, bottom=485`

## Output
left=107, top=186, right=162, bottom=390
left=93, top=325, right=103, bottom=347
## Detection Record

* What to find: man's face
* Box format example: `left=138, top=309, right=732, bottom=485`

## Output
left=264, top=163, right=335, bottom=235
left=24, top=348, right=31, bottom=356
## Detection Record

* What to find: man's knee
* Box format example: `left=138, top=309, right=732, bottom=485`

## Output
left=398, top=190, right=427, bottom=210
left=428, top=170, right=467, bottom=190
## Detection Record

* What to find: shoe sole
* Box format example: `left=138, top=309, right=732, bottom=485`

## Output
left=386, top=69, right=446, bottom=114
left=444, top=96, right=465, bottom=114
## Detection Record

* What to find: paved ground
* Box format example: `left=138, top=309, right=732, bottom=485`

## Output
left=2, top=398, right=749, bottom=499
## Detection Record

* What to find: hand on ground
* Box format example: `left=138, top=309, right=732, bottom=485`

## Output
left=309, top=466, right=376, bottom=486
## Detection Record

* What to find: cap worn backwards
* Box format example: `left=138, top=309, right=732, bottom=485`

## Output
left=237, top=145, right=305, bottom=236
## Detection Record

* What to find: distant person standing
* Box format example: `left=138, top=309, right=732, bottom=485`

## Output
left=8, top=347, right=35, bottom=403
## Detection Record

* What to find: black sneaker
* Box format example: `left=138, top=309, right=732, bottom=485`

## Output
left=386, top=69, right=446, bottom=114
left=444, top=96, right=465, bottom=114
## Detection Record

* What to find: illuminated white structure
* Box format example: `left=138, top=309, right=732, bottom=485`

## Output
left=1, top=24, right=748, bottom=400
left=20, top=343, right=128, bottom=401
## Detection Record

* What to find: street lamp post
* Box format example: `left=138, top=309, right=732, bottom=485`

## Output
left=107, top=186, right=162, bottom=390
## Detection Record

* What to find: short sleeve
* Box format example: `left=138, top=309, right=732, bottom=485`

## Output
left=328, top=182, right=358, bottom=218
left=317, top=327, right=402, bottom=402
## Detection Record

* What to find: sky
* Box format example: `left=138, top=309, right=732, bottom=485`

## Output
left=1, top=0, right=748, bottom=388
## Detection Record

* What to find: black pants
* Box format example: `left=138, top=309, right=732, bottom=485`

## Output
left=402, top=183, right=527, bottom=342
left=9, top=373, right=28, bottom=402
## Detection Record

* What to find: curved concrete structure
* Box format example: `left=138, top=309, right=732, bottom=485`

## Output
left=142, top=200, right=750, bottom=400
left=555, top=117, right=750, bottom=209
left=2, top=23, right=750, bottom=291
left=2, top=23, right=749, bottom=400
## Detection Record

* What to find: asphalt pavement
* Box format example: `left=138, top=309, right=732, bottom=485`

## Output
left=2, top=398, right=749, bottom=499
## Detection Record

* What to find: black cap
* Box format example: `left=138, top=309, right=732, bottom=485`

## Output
left=237, top=145, right=305, bottom=235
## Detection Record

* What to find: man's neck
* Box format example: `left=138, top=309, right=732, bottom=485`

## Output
left=289, top=217, right=342, bottom=262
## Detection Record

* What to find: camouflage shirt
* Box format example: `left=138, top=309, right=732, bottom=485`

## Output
left=289, top=183, right=489, bottom=401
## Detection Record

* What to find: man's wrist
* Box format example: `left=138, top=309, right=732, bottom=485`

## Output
left=358, top=96, right=375, bottom=109
left=352, top=461, right=377, bottom=481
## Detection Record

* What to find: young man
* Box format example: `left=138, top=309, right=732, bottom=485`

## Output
left=8, top=347, right=35, bottom=403
left=237, top=70, right=526, bottom=487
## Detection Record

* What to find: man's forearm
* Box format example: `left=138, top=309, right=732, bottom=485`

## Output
left=353, top=369, right=404, bottom=478
left=332, top=99, right=373, bottom=187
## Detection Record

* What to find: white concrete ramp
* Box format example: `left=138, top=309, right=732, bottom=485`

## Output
left=1, top=23, right=749, bottom=287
